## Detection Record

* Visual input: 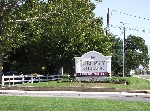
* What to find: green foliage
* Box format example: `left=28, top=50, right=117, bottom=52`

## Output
left=112, top=35, right=149, bottom=76
left=109, top=77, right=130, bottom=84
left=0, top=0, right=24, bottom=74
left=57, top=74, right=74, bottom=82
left=125, top=35, right=149, bottom=74
left=114, top=77, right=150, bottom=90
left=3, top=0, right=114, bottom=75
left=111, top=37, right=123, bottom=76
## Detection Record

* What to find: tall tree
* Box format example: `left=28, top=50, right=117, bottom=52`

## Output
left=0, top=0, right=23, bottom=75
left=3, top=0, right=114, bottom=75
left=125, top=35, right=149, bottom=75
left=112, top=35, right=149, bottom=76
left=111, top=37, right=123, bottom=76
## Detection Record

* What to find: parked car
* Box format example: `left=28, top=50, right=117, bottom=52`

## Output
left=3, top=71, right=22, bottom=76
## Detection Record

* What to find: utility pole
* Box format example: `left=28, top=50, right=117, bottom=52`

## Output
left=120, top=22, right=127, bottom=77
left=148, top=46, right=150, bottom=71
left=106, top=8, right=109, bottom=35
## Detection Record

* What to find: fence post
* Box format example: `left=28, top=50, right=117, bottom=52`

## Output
left=22, top=74, right=24, bottom=84
left=9, top=76, right=10, bottom=87
left=47, top=74, right=48, bottom=81
left=13, top=74, right=14, bottom=86
left=31, top=75, right=33, bottom=83
left=61, top=67, right=64, bottom=75
left=2, top=75, right=4, bottom=86
left=51, top=75, right=53, bottom=80
left=39, top=76, right=40, bottom=82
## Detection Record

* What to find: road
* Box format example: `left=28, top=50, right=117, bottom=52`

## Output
left=0, top=90, right=150, bottom=102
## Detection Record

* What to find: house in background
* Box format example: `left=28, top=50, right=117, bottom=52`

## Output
left=138, top=65, right=147, bottom=75
left=130, top=65, right=147, bottom=75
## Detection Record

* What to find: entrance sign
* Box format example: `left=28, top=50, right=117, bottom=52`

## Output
left=74, top=51, right=111, bottom=81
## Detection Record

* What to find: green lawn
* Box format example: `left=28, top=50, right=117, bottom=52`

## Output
left=114, top=77, right=150, bottom=90
left=19, top=77, right=150, bottom=90
left=0, top=96, right=150, bottom=111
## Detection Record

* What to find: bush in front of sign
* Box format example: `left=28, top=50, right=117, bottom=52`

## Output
left=57, top=74, right=75, bottom=83
left=109, top=77, right=130, bottom=85
left=97, top=78, right=111, bottom=83
left=79, top=78, right=111, bottom=83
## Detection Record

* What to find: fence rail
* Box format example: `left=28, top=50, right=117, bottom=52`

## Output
left=2, top=74, right=69, bottom=86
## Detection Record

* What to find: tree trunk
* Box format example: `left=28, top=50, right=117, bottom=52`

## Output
left=0, top=15, right=3, bottom=76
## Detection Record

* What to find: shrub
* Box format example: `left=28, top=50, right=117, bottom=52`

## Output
left=109, top=77, right=130, bottom=85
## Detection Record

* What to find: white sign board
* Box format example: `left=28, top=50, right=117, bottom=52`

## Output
left=74, top=51, right=112, bottom=81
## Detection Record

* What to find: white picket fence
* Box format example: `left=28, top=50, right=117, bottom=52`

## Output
left=2, top=74, right=69, bottom=86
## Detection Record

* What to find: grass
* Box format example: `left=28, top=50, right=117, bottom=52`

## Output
left=0, top=96, right=150, bottom=111
left=20, top=81, right=114, bottom=88
left=114, top=77, right=150, bottom=90
left=19, top=77, right=150, bottom=90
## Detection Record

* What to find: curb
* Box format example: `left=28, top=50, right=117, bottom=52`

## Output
left=0, top=86, right=117, bottom=92
left=1, top=86, right=150, bottom=94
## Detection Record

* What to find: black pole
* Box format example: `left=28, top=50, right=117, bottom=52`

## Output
left=106, top=8, right=109, bottom=35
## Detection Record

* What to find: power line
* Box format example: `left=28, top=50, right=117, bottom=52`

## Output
left=109, top=24, right=150, bottom=34
left=106, top=9, right=150, bottom=35
left=111, top=9, right=150, bottom=21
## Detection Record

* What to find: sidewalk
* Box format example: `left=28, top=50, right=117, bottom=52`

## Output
left=0, top=90, right=150, bottom=97
left=1, top=88, right=150, bottom=102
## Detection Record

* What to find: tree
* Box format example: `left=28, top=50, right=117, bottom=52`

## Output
left=125, top=35, right=149, bottom=75
left=112, top=35, right=149, bottom=76
left=3, top=0, right=114, bottom=75
left=111, top=37, right=123, bottom=76
left=0, top=0, right=23, bottom=75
